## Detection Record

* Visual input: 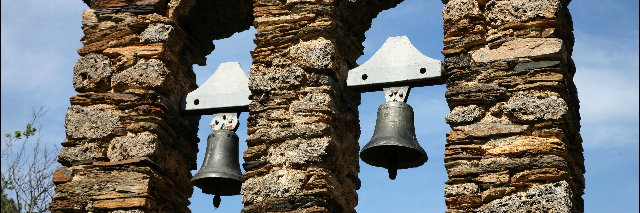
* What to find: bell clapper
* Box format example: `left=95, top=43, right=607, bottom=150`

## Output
left=213, top=194, right=221, bottom=209
left=213, top=181, right=221, bottom=209
left=388, top=166, right=398, bottom=180
left=387, top=146, right=398, bottom=180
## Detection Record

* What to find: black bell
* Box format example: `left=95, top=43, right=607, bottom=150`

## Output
left=192, top=129, right=243, bottom=208
left=360, top=101, right=428, bottom=180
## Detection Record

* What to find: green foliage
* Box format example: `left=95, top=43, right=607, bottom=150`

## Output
left=2, top=107, right=56, bottom=213
left=4, top=123, right=37, bottom=140
left=1, top=176, right=19, bottom=213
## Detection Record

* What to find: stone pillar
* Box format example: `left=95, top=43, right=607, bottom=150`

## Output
left=242, top=0, right=403, bottom=212
left=50, top=0, right=252, bottom=212
left=441, top=0, right=584, bottom=212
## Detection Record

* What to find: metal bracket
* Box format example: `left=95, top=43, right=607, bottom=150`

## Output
left=211, top=113, right=239, bottom=131
left=347, top=36, right=443, bottom=93
left=383, top=86, right=410, bottom=102
left=182, top=36, right=443, bottom=116
left=181, top=62, right=251, bottom=115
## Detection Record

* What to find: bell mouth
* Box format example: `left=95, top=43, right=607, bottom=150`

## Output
left=191, top=176, right=243, bottom=196
left=360, top=144, right=428, bottom=169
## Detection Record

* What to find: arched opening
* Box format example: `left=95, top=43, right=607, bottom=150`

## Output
left=188, top=27, right=257, bottom=211
left=354, top=0, right=448, bottom=212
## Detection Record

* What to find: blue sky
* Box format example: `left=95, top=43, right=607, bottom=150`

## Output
left=1, top=0, right=638, bottom=212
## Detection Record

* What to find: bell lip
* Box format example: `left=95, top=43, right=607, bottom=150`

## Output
left=360, top=144, right=428, bottom=169
left=191, top=176, right=243, bottom=196
left=191, top=171, right=243, bottom=182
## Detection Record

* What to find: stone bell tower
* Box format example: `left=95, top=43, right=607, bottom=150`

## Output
left=51, top=0, right=583, bottom=212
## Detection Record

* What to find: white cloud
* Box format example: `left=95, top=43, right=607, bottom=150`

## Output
left=1, top=0, right=86, bottom=146
left=572, top=29, right=640, bottom=148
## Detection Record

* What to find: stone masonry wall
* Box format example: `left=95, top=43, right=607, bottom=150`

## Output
left=441, top=0, right=584, bottom=212
left=50, top=0, right=252, bottom=212
left=52, top=0, right=584, bottom=212
left=241, top=1, right=403, bottom=212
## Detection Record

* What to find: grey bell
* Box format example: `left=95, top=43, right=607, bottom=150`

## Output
left=192, top=129, right=243, bottom=208
left=360, top=101, right=428, bottom=180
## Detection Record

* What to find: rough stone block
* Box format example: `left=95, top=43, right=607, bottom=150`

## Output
left=290, top=92, right=334, bottom=113
left=446, top=155, right=568, bottom=177
left=444, top=210, right=469, bottom=213
left=514, top=61, right=561, bottom=71
left=486, top=0, right=561, bottom=27
left=444, top=34, right=486, bottom=51
left=246, top=123, right=330, bottom=145
left=50, top=199, right=87, bottom=212
left=108, top=132, right=159, bottom=161
left=482, top=136, right=566, bottom=157
left=442, top=0, right=482, bottom=22
left=93, top=197, right=155, bottom=210
left=86, top=0, right=166, bottom=10
left=111, top=58, right=169, bottom=89
left=473, top=171, right=510, bottom=184
left=445, top=194, right=483, bottom=209
left=288, top=37, right=337, bottom=70
left=291, top=111, right=332, bottom=126
left=268, top=138, right=329, bottom=166
left=444, top=144, right=483, bottom=161
left=107, top=210, right=146, bottom=213
left=478, top=181, right=573, bottom=213
left=444, top=52, right=472, bottom=69
left=53, top=167, right=74, bottom=184
left=244, top=144, right=269, bottom=161
left=481, top=187, right=517, bottom=202
left=528, top=74, right=565, bottom=87
left=285, top=0, right=334, bottom=4
left=54, top=169, right=151, bottom=202
left=58, top=143, right=107, bottom=166
left=73, top=53, right=114, bottom=92
left=445, top=183, right=480, bottom=197
left=444, top=19, right=487, bottom=38
left=470, top=38, right=566, bottom=63
left=70, top=92, right=141, bottom=106
left=504, top=92, right=568, bottom=122
left=78, top=34, right=140, bottom=56
left=249, top=65, right=308, bottom=92
left=254, top=13, right=316, bottom=29
left=511, top=168, right=568, bottom=183
left=81, top=9, right=99, bottom=31
left=445, top=105, right=484, bottom=124
left=451, top=123, right=529, bottom=139
left=243, top=162, right=273, bottom=180
left=242, top=169, right=306, bottom=205
left=65, top=105, right=120, bottom=139
left=140, top=23, right=175, bottom=43
left=103, top=44, right=178, bottom=63
left=80, top=13, right=140, bottom=45
left=445, top=84, right=507, bottom=104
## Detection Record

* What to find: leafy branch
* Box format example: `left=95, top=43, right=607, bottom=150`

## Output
left=1, top=107, right=59, bottom=213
